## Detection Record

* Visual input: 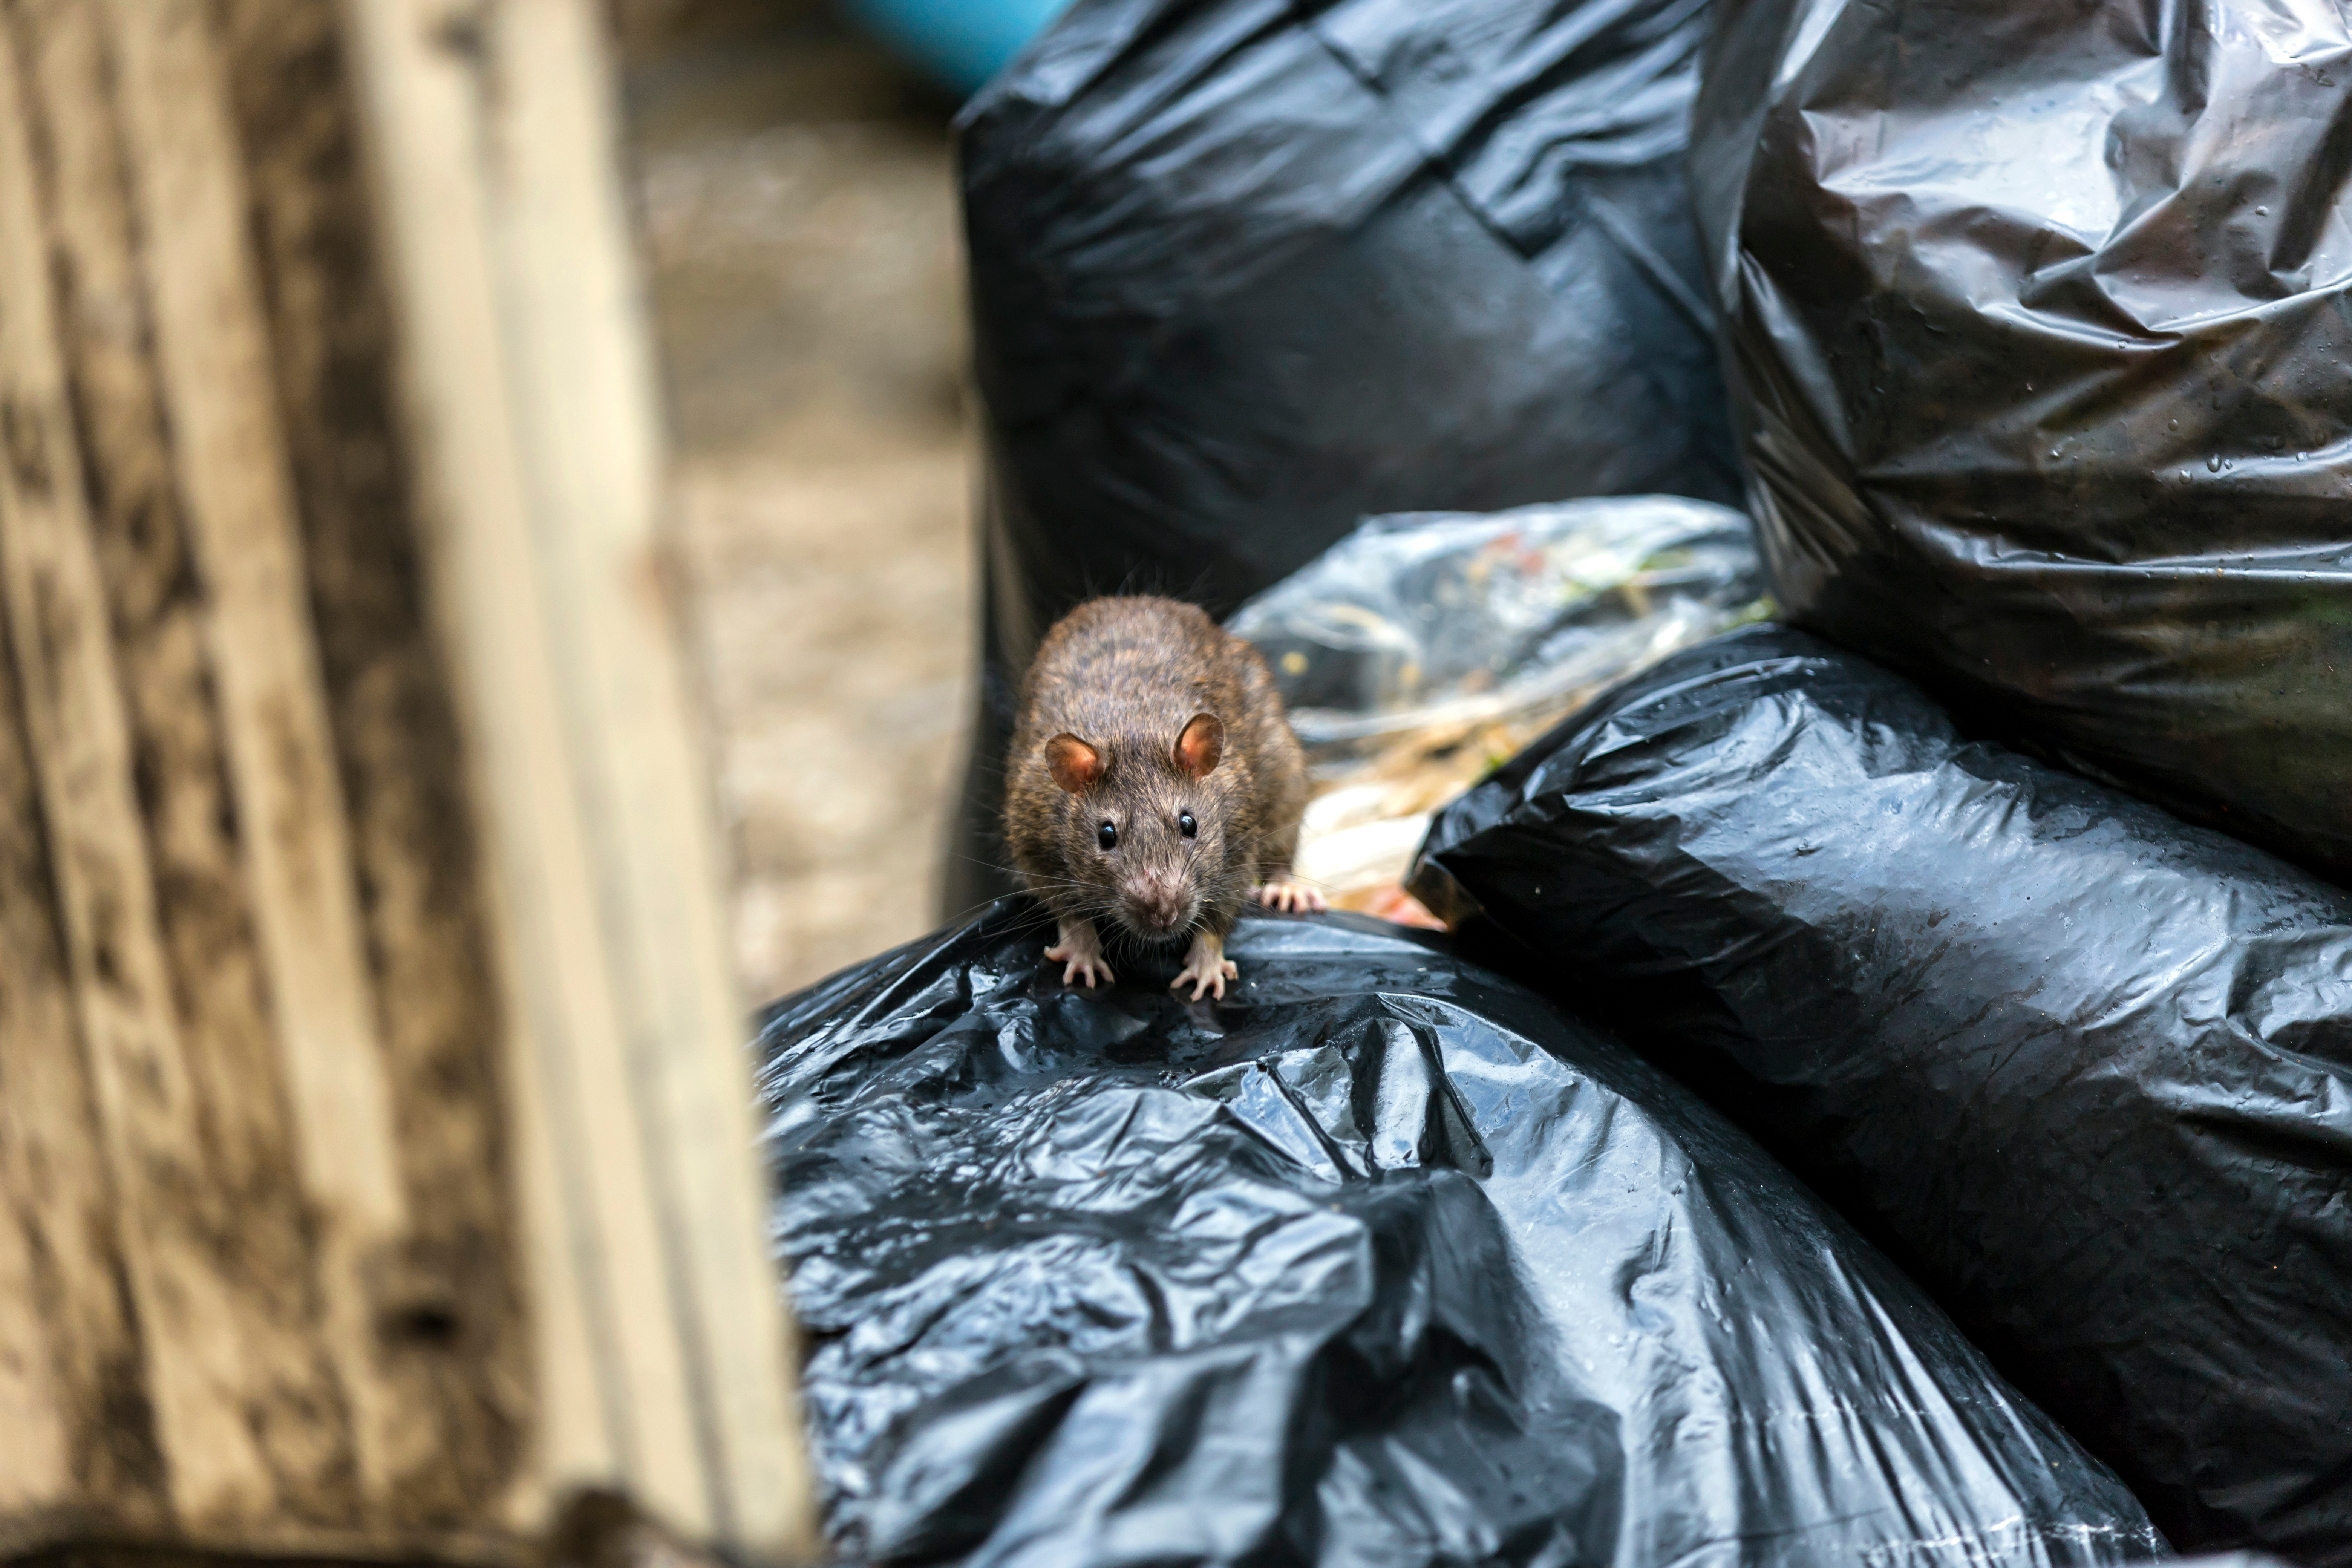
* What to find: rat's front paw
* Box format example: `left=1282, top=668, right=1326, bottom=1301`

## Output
left=1045, top=942, right=1115, bottom=989
left=1045, top=920, right=1115, bottom=989
left=1172, top=931, right=1239, bottom=1001
left=1252, top=879, right=1328, bottom=914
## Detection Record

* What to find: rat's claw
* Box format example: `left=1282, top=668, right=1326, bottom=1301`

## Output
left=1252, top=879, right=1328, bottom=914
left=1172, top=932, right=1238, bottom=1001
left=1045, top=928, right=1115, bottom=989
left=1171, top=962, right=1236, bottom=1001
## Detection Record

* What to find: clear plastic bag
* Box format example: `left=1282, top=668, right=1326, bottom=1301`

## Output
left=1227, top=495, right=1766, bottom=750
left=1225, top=496, right=1767, bottom=916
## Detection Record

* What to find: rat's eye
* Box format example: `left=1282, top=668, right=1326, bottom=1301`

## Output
left=1178, top=812, right=1198, bottom=838
left=1098, top=821, right=1118, bottom=851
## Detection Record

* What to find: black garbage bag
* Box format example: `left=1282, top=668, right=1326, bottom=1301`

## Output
left=757, top=905, right=2167, bottom=1565
left=1412, top=625, right=2352, bottom=1563
left=1686, top=0, right=2352, bottom=882
left=946, top=0, right=1743, bottom=916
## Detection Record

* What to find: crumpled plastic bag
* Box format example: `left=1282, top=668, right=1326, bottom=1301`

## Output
left=1688, top=0, right=2352, bottom=882
left=758, top=905, right=2166, bottom=1566
left=1414, top=625, right=2352, bottom=1563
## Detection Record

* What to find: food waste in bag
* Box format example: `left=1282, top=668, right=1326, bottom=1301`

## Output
left=945, top=0, right=1741, bottom=916
left=1689, top=0, right=2352, bottom=880
left=1225, top=496, right=1766, bottom=924
left=1415, top=625, right=2352, bottom=1563
left=758, top=906, right=2167, bottom=1566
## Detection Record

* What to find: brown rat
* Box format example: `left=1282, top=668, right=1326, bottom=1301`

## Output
left=1003, top=594, right=1325, bottom=1000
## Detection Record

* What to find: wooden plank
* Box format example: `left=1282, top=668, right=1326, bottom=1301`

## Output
left=0, top=8, right=297, bottom=1527
left=102, top=0, right=409, bottom=1519
left=478, top=2, right=815, bottom=1552
left=338, top=0, right=815, bottom=1557
left=209, top=0, right=535, bottom=1533
left=0, top=23, right=160, bottom=1540
left=0, top=596, right=127, bottom=1539
left=334, top=0, right=686, bottom=1528
left=0, top=0, right=812, bottom=1556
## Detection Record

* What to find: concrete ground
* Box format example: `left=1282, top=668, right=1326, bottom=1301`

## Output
left=620, top=7, right=977, bottom=1004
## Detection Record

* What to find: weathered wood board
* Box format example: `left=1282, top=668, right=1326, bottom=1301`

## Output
left=0, top=1, right=814, bottom=1560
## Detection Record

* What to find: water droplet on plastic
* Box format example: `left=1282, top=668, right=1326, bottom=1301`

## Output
left=2257, top=205, right=2270, bottom=216
left=2208, top=454, right=2225, bottom=472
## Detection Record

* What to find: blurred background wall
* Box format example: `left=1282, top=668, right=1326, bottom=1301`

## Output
left=612, top=0, right=977, bottom=1002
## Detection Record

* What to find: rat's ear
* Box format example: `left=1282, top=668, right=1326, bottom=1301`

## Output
left=1045, top=733, right=1103, bottom=793
left=1174, top=712, right=1223, bottom=778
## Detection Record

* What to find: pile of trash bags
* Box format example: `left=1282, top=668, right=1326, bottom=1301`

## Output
left=755, top=0, right=2352, bottom=1562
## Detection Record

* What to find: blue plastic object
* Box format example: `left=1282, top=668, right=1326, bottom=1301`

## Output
left=836, top=0, right=1067, bottom=96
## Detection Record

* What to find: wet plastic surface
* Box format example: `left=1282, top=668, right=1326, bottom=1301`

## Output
left=757, top=905, right=2166, bottom=1566
left=1414, top=626, right=2352, bottom=1563
left=1687, top=0, right=2352, bottom=882
left=946, top=0, right=1740, bottom=916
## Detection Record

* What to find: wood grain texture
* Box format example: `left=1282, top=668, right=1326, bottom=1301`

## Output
left=213, top=0, right=533, bottom=1531
left=340, top=0, right=814, bottom=1552
left=0, top=0, right=812, bottom=1560
left=0, top=3, right=332, bottom=1527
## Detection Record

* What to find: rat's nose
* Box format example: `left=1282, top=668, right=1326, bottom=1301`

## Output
left=1123, top=870, right=1188, bottom=934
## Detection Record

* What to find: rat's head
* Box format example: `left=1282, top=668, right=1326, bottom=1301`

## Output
left=1045, top=712, right=1227, bottom=941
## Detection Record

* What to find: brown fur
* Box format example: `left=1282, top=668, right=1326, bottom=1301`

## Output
left=1004, top=595, right=1308, bottom=956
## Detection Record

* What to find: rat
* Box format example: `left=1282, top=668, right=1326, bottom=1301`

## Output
left=1003, top=594, right=1326, bottom=1001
